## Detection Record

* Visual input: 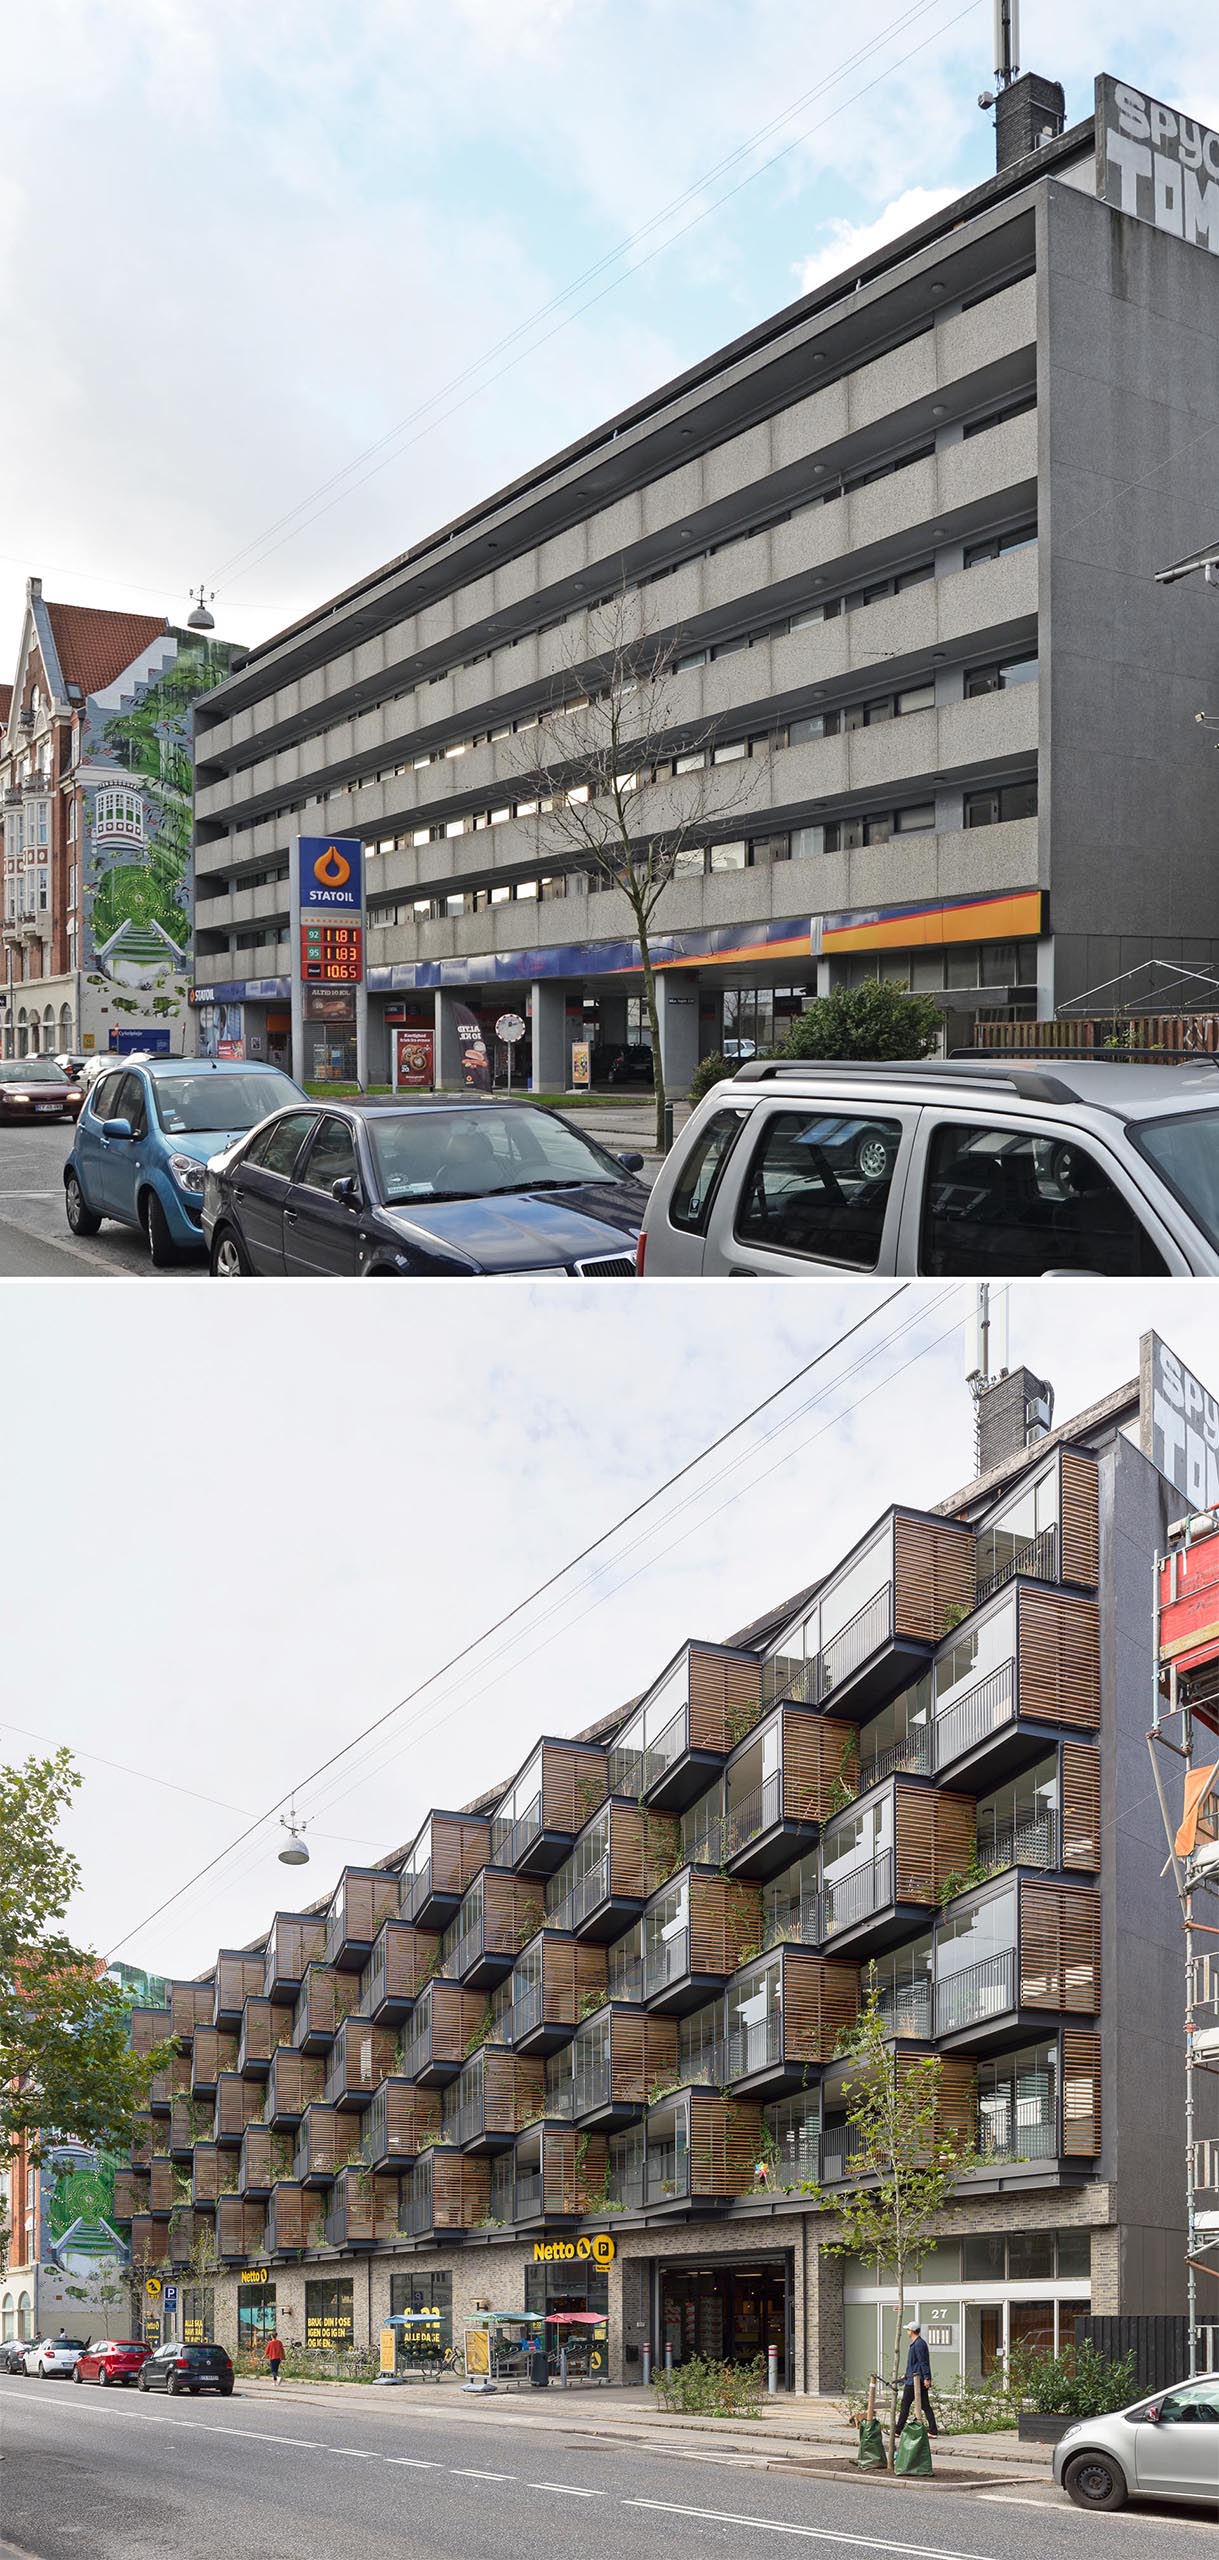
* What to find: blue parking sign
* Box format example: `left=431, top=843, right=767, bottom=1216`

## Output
left=165, top=2286, right=178, bottom=2309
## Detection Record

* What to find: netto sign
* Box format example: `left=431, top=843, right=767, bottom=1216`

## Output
left=1097, top=76, right=1219, bottom=255
left=532, top=2233, right=615, bottom=2266
left=1141, top=1333, right=1219, bottom=1508
left=238, top=2266, right=271, bottom=2287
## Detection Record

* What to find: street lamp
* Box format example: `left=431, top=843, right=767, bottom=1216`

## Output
left=186, top=585, right=216, bottom=631
left=278, top=1805, right=310, bottom=1867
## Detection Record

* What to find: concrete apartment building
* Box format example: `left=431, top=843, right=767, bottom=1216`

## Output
left=118, top=1335, right=1203, bottom=2390
left=190, top=67, right=1219, bottom=1090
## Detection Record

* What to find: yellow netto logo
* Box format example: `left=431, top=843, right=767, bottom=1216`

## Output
left=532, top=2232, right=615, bottom=2266
left=313, top=845, right=351, bottom=889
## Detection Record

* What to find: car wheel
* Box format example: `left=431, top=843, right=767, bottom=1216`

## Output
left=142, top=1190, right=177, bottom=1268
left=855, top=1131, right=894, bottom=1182
left=64, top=1171, right=103, bottom=1236
left=219, top=2384, right=233, bottom=2396
left=73, top=2366, right=83, bottom=2384
left=98, top=2365, right=109, bottom=2388
left=1063, top=2452, right=1128, bottom=2512
left=210, top=1224, right=251, bottom=1277
left=138, top=2369, right=148, bottom=2392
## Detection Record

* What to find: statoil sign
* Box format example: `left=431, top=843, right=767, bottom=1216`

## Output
left=532, top=2233, right=615, bottom=2266
left=298, top=837, right=363, bottom=914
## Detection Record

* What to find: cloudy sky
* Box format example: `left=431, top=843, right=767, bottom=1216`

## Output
left=3, top=1275, right=1216, bottom=1980
left=1, top=1, right=1215, bottom=664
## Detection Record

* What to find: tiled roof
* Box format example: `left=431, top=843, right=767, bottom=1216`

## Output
left=43, top=602, right=167, bottom=702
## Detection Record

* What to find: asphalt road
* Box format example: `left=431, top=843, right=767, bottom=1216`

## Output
left=0, top=1120, right=198, bottom=1280
left=1, top=2379, right=1214, bottom=2560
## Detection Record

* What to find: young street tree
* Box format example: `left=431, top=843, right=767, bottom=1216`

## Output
left=513, top=587, right=759, bottom=1153
left=806, top=1980, right=977, bottom=2461
left=0, top=1750, right=172, bottom=2226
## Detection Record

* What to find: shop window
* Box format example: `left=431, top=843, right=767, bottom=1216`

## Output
left=1056, top=2230, right=1091, bottom=2281
left=390, top=2271, right=452, bottom=2349
left=237, top=2283, right=276, bottom=2352
left=182, top=2286, right=215, bottom=2345
left=1008, top=2232, right=1055, bottom=2283
left=304, top=2278, right=354, bottom=2349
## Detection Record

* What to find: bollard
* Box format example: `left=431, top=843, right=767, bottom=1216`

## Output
left=665, top=2339, right=674, bottom=2375
left=559, top=2347, right=568, bottom=2389
left=767, top=2346, right=778, bottom=2397
left=642, top=2341, right=652, bottom=2388
left=662, top=1102, right=674, bottom=1154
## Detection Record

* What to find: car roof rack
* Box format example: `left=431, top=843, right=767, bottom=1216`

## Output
left=730, top=1057, right=1080, bottom=1106
left=949, top=1045, right=1219, bottom=1071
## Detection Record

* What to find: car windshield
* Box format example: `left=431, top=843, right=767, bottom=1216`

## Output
left=1129, top=1109, right=1219, bottom=1250
left=0, top=1060, right=66, bottom=1083
left=55, top=2339, right=86, bottom=2349
left=367, top=1105, right=627, bottom=1203
left=151, top=1072, right=296, bottom=1137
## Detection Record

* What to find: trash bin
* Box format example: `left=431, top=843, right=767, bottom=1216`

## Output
left=529, top=2349, right=549, bottom=2389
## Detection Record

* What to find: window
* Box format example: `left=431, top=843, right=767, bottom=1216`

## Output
left=112, top=1073, right=148, bottom=1139
left=965, top=657, right=1039, bottom=696
left=390, top=2270, right=452, bottom=2348
left=181, top=2286, right=214, bottom=2345
left=963, top=391, right=1036, bottom=437
left=896, top=683, right=936, bottom=716
left=965, top=781, right=1038, bottom=826
left=298, top=1116, right=358, bottom=1194
left=964, top=524, right=1037, bottom=568
left=790, top=711, right=838, bottom=744
left=709, top=840, right=747, bottom=871
left=895, top=804, right=935, bottom=833
left=668, top=1107, right=749, bottom=1234
left=1128, top=1111, right=1219, bottom=1255
left=246, top=1111, right=316, bottom=1177
left=712, top=739, right=747, bottom=764
left=919, top=1121, right=1169, bottom=1278
left=304, top=2278, right=353, bottom=2349
left=734, top=1109, right=902, bottom=1269
left=675, top=750, right=706, bottom=774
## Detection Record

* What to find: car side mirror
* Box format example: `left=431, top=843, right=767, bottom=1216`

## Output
left=618, top=1151, right=646, bottom=1172
left=1145, top=2404, right=1161, bottom=2425
left=332, top=1175, right=361, bottom=1209
left=102, top=1117, right=133, bottom=1141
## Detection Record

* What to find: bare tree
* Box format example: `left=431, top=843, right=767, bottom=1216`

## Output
left=512, top=586, right=760, bottom=1152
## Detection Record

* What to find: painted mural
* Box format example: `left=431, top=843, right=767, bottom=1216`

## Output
left=78, top=630, right=239, bottom=1033
left=38, top=2143, right=129, bottom=2272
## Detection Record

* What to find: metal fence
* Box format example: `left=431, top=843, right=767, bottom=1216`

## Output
left=932, top=1659, right=1016, bottom=1772
left=1074, top=2316, right=1219, bottom=2392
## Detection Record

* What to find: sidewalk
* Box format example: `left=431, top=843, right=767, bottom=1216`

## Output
left=236, top=2374, right=1054, bottom=2486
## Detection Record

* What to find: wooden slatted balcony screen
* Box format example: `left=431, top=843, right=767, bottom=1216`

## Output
left=331, top=1872, right=401, bottom=1947
left=266, top=2050, right=325, bottom=2117
left=214, top=1954, right=265, bottom=2018
left=149, top=2157, right=176, bottom=2214
left=688, top=1649, right=765, bottom=1753
left=893, top=1517, right=977, bottom=1643
left=1017, top=1590, right=1101, bottom=1728
left=426, top=2151, right=492, bottom=2229
left=687, top=2092, right=765, bottom=2195
left=780, top=1948, right=862, bottom=2062
left=214, top=2075, right=264, bottom=2140
left=366, top=2081, right=441, bottom=2162
left=266, top=2183, right=326, bottom=2252
left=328, top=2166, right=401, bottom=2245
left=1060, top=1452, right=1100, bottom=1589
left=1019, top=1882, right=1101, bottom=2013
left=532, top=1934, right=608, bottom=2024
left=217, top=2196, right=267, bottom=2257
left=113, top=2169, right=149, bottom=2220
left=894, top=1787, right=975, bottom=1902
left=191, top=2030, right=238, bottom=2088
left=1061, top=1744, right=1101, bottom=1870
left=128, top=2007, right=172, bottom=2055
left=240, top=1997, right=295, bottom=2067
left=406, top=1817, right=493, bottom=1909
left=240, top=2125, right=296, bottom=2190
left=1061, top=2027, right=1102, bottom=2155
left=541, top=1744, right=609, bottom=1832
left=296, top=2106, right=363, bottom=2177
left=609, top=1804, right=681, bottom=1898
left=538, top=2128, right=610, bottom=2216
left=364, top=1922, right=442, bottom=2006
left=328, top=2018, right=397, bottom=2095
left=689, top=1875, right=764, bottom=1974
left=170, top=1982, right=215, bottom=2040
left=264, top=1914, right=328, bottom=1989
left=191, top=2144, right=237, bottom=2205
left=130, top=2216, right=170, bottom=2266
left=294, top=1965, right=362, bottom=2042
left=781, top=1713, right=860, bottom=1823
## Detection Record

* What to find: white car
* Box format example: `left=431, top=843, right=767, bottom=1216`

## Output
left=1053, top=2372, right=1219, bottom=2510
left=23, top=2336, right=87, bottom=2379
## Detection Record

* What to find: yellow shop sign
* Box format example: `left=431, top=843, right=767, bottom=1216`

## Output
left=238, top=2267, right=271, bottom=2286
left=532, top=2233, right=615, bottom=2267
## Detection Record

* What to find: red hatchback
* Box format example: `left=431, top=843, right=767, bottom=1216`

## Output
left=0, top=1059, right=84, bottom=1122
left=74, top=2339, right=150, bottom=2388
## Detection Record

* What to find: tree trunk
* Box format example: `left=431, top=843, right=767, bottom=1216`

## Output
left=637, top=916, right=667, bottom=1157
left=888, top=2276, right=905, bottom=2468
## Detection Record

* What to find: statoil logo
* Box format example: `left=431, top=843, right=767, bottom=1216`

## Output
left=313, top=846, right=351, bottom=890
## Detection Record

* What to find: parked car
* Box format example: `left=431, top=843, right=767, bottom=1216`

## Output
left=73, top=2338, right=150, bottom=2388
left=64, top=1057, right=306, bottom=1265
left=79, top=1050, right=149, bottom=1090
left=202, top=1096, right=647, bottom=1276
left=0, top=2338, right=33, bottom=2374
left=23, top=2336, right=87, bottom=2378
left=137, top=2340, right=233, bottom=2397
left=0, top=1058, right=84, bottom=1123
left=591, top=1040, right=654, bottom=1087
left=51, top=1052, right=91, bottom=1084
left=1053, top=2372, right=1219, bottom=2511
left=638, top=1057, right=1219, bottom=1277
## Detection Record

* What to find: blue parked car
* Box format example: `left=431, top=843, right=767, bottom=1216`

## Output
left=64, top=1057, right=306, bottom=1264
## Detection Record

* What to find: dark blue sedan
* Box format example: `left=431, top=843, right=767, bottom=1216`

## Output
left=201, top=1097, right=647, bottom=1276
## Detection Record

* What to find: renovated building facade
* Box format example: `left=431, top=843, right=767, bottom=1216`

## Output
left=119, top=1340, right=1196, bottom=2390
left=1, top=580, right=240, bottom=1060
left=191, top=70, right=1219, bottom=1089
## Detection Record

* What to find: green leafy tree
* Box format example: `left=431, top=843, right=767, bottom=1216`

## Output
left=782, top=980, right=942, bottom=1062
left=804, top=1982, right=976, bottom=2462
left=0, top=1751, right=174, bottom=2256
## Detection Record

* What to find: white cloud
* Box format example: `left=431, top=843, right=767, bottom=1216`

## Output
left=794, top=183, right=960, bottom=295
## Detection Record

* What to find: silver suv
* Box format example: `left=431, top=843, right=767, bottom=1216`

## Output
left=1052, top=2373, right=1219, bottom=2511
left=639, top=1059, right=1219, bottom=1277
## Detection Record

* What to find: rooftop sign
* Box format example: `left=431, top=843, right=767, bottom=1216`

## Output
left=1141, top=1333, right=1219, bottom=1508
left=1096, top=75, right=1219, bottom=255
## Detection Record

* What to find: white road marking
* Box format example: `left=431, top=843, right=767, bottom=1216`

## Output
left=625, top=2501, right=994, bottom=2558
left=451, top=2468, right=517, bottom=2480
left=329, top=2447, right=377, bottom=2458
left=385, top=2457, right=442, bottom=2468
left=530, top=2482, right=605, bottom=2496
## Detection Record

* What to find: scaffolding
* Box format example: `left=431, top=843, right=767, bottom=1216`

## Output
left=1149, top=1507, right=1219, bottom=2374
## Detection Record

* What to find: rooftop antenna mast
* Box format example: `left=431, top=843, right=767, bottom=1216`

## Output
left=979, top=0, right=1019, bottom=112
left=965, top=1283, right=1009, bottom=1470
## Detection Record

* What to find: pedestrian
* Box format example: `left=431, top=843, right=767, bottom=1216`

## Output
left=265, top=2329, right=286, bottom=2385
left=896, top=2324, right=939, bottom=2436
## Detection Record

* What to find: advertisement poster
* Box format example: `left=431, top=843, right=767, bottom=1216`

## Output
left=395, top=1029, right=434, bottom=1089
left=570, top=1040, right=591, bottom=1089
left=456, top=1006, right=490, bottom=1090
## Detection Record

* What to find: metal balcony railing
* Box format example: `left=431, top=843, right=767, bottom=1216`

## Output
left=976, top=1523, right=1059, bottom=1605
left=875, top=1980, right=933, bottom=2038
left=401, top=1859, right=432, bottom=1923
left=763, top=1892, right=820, bottom=1951
left=645, top=2139, right=690, bottom=2204
left=570, top=1851, right=612, bottom=1927
left=644, top=1707, right=689, bottom=1791
left=723, top=1769, right=783, bottom=1859
left=934, top=1946, right=1017, bottom=2036
left=932, top=1660, right=1016, bottom=1772
left=609, top=1956, right=644, bottom=2004
left=976, top=2099, right=1058, bottom=2164
left=859, top=1726, right=932, bottom=1791
left=512, top=1979, right=542, bottom=2038
left=402, top=2185, right=433, bottom=2235
left=491, top=1793, right=543, bottom=1867
left=572, top=2056, right=611, bottom=2116
left=442, top=1916, right=487, bottom=1981
left=397, top=2030, right=430, bottom=2082
left=644, top=1924, right=690, bottom=1998
left=819, top=1584, right=893, bottom=1700
left=822, top=1848, right=893, bottom=1937
left=820, top=2122, right=867, bottom=2182
left=723, top=2012, right=782, bottom=2080
left=514, top=2170, right=544, bottom=2218
left=760, top=1653, right=819, bottom=1711
left=976, top=1810, right=1056, bottom=1880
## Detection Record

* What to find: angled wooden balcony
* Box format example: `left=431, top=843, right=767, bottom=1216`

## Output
left=721, top=1707, right=859, bottom=1881
left=546, top=1799, right=680, bottom=1941
left=397, top=1981, right=490, bottom=2086
left=930, top=1587, right=1100, bottom=1792
left=399, top=2146, right=490, bottom=2239
left=169, top=2093, right=214, bottom=2159
left=323, top=1868, right=402, bottom=1972
left=148, top=2155, right=177, bottom=2217
left=321, top=2015, right=397, bottom=2109
left=128, top=2115, right=155, bottom=2171
left=129, top=2214, right=170, bottom=2267
left=170, top=1980, right=216, bottom=2043
left=293, top=2103, right=364, bottom=2185
left=490, top=1739, right=609, bottom=1876
left=442, top=2045, right=545, bottom=2154
left=439, top=1869, right=541, bottom=1990
left=127, top=2004, right=172, bottom=2057
left=265, top=2046, right=325, bottom=2127
left=265, top=2180, right=326, bottom=2255
left=324, top=2166, right=401, bottom=2249
left=191, top=2143, right=239, bottom=2207
left=974, top=1446, right=1099, bottom=1607
left=770, top=1511, right=976, bottom=1727
left=361, top=2078, right=441, bottom=2169
left=642, top=1871, right=762, bottom=2016
left=608, top=1646, right=763, bottom=1814
left=642, top=2087, right=764, bottom=2208
left=213, top=1950, right=266, bottom=2028
left=292, top=1962, right=361, bottom=2054
left=168, top=2206, right=211, bottom=2264
left=262, top=1912, right=327, bottom=2001
left=190, top=2028, right=237, bottom=2096
left=113, top=2167, right=149, bottom=2221
left=722, top=1946, right=860, bottom=2096
left=509, top=1931, right=607, bottom=2055
left=934, top=1877, right=1100, bottom=2053
left=821, top=2052, right=977, bottom=2184
left=237, top=1995, right=295, bottom=2077
left=820, top=1779, right=974, bottom=1957
left=216, top=2196, right=267, bottom=2261
left=507, top=2125, right=610, bottom=2226
left=399, top=1812, right=492, bottom=1930
left=214, top=2071, right=263, bottom=2146
left=361, top=1919, right=441, bottom=2023
left=570, top=2003, right=678, bottom=2130
left=239, top=2123, right=296, bottom=2197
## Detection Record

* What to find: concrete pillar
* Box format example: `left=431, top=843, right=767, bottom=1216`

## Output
left=529, top=981, right=568, bottom=1093
left=655, top=972, right=701, bottom=1097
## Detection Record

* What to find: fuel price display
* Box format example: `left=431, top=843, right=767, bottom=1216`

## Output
left=301, top=921, right=363, bottom=982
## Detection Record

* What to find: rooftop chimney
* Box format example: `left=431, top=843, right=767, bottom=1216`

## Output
left=994, top=71, right=1067, bottom=171
left=974, top=1365, right=1056, bottom=1476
